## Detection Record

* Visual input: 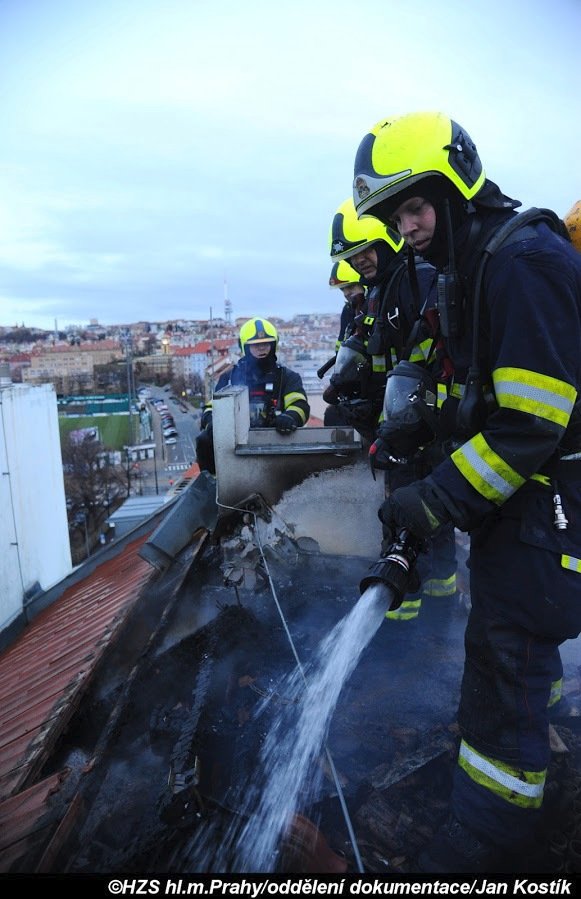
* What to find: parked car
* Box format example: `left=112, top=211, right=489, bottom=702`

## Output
left=163, top=428, right=178, bottom=438
left=164, top=436, right=177, bottom=445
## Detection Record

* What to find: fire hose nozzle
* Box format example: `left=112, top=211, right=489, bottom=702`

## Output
left=359, top=529, right=422, bottom=611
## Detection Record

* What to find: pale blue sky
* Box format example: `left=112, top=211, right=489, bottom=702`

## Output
left=1, top=0, right=579, bottom=330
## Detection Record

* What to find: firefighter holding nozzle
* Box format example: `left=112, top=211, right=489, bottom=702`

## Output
left=353, top=112, right=581, bottom=872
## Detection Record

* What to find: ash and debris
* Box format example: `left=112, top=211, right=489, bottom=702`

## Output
left=35, top=514, right=581, bottom=875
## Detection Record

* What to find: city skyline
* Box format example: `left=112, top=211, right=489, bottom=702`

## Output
left=1, top=0, right=579, bottom=331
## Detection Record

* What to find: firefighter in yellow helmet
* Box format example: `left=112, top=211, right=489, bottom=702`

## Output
left=353, top=111, right=581, bottom=872
left=329, top=259, right=366, bottom=348
left=195, top=318, right=310, bottom=474
left=329, top=189, right=459, bottom=622
left=327, top=197, right=407, bottom=442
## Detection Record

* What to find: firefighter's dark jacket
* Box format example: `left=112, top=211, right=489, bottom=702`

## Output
left=361, top=256, right=438, bottom=405
left=428, top=218, right=581, bottom=535
left=200, top=356, right=310, bottom=430
left=363, top=256, right=436, bottom=359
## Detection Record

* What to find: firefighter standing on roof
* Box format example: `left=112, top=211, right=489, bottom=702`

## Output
left=195, top=317, right=310, bottom=475
left=352, top=111, right=581, bottom=872
left=325, top=196, right=405, bottom=442
left=329, top=193, right=458, bottom=622
left=328, top=258, right=367, bottom=350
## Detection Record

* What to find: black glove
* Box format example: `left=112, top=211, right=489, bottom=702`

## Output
left=378, top=479, right=451, bottom=541
left=323, top=384, right=340, bottom=405
left=275, top=412, right=298, bottom=435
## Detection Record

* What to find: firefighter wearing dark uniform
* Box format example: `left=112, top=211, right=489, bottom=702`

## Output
left=321, top=259, right=367, bottom=427
left=353, top=111, right=581, bottom=871
left=329, top=258, right=366, bottom=349
left=327, top=196, right=404, bottom=437
left=195, top=318, right=310, bottom=475
left=329, top=193, right=458, bottom=621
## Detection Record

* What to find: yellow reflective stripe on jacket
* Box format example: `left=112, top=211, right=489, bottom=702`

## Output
left=437, top=383, right=448, bottom=409
left=548, top=678, right=562, bottom=708
left=408, top=337, right=435, bottom=365
left=372, top=355, right=387, bottom=373
left=284, top=391, right=307, bottom=407
left=386, top=597, right=421, bottom=621
left=452, top=433, right=526, bottom=504
left=283, top=391, right=308, bottom=424
left=286, top=406, right=307, bottom=423
left=363, top=315, right=374, bottom=326
left=562, top=554, right=581, bottom=573
left=458, top=740, right=545, bottom=809
left=449, top=381, right=493, bottom=402
left=493, top=367, right=576, bottom=429
left=423, top=573, right=457, bottom=597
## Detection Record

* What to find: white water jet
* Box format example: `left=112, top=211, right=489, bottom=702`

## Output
left=231, top=581, right=391, bottom=872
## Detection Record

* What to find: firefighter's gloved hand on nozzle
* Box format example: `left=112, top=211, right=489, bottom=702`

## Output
left=275, top=412, right=299, bottom=435
left=378, top=479, right=451, bottom=542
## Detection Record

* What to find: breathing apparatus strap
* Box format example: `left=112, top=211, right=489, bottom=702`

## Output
left=396, top=250, right=438, bottom=363
left=458, top=208, right=566, bottom=438
left=469, top=208, right=565, bottom=375
left=379, top=259, right=408, bottom=343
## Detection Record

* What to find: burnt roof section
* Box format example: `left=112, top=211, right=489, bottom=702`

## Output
left=0, top=529, right=161, bottom=874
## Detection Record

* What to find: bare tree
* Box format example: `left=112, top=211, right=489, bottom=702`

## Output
left=61, top=432, right=128, bottom=559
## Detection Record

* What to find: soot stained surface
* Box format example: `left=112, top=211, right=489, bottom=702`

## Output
left=54, top=546, right=581, bottom=875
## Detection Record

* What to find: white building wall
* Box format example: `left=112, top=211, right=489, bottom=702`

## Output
left=0, top=383, right=72, bottom=634
left=190, top=353, right=209, bottom=377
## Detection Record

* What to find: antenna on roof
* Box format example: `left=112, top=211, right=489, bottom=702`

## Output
left=209, top=306, right=215, bottom=395
left=224, top=274, right=233, bottom=325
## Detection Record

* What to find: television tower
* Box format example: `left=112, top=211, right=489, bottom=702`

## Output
left=224, top=275, right=233, bottom=325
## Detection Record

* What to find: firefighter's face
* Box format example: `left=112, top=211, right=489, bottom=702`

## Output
left=248, top=342, right=273, bottom=359
left=349, top=246, right=378, bottom=280
left=341, top=284, right=365, bottom=303
left=390, top=197, right=436, bottom=256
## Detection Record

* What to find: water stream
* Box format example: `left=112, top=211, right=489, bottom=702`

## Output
left=220, top=581, right=392, bottom=872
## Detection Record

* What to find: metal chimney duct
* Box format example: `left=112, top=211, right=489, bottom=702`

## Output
left=0, top=363, right=12, bottom=389
left=139, top=470, right=219, bottom=571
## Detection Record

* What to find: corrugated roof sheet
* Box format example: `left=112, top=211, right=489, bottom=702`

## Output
left=0, top=533, right=154, bottom=803
left=0, top=770, right=70, bottom=873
